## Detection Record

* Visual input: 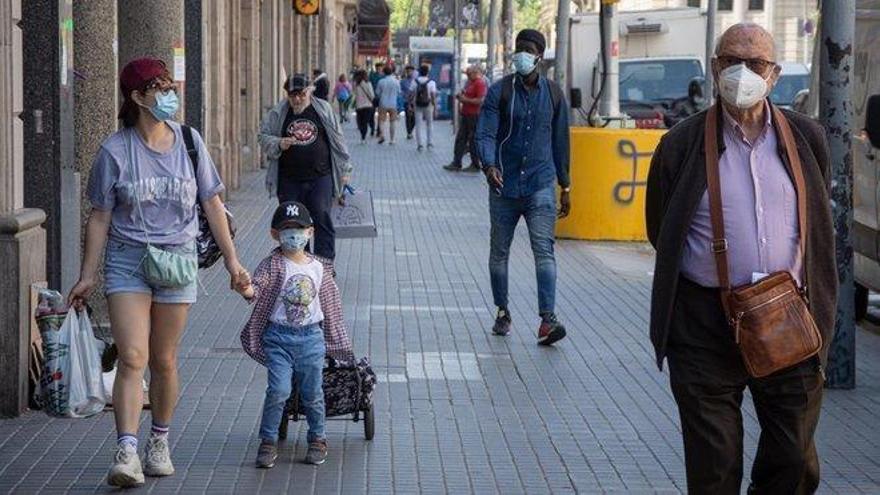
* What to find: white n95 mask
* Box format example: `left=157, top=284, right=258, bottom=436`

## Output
left=718, top=64, right=770, bottom=109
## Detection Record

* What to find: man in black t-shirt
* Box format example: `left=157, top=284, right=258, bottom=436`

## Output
left=276, top=74, right=337, bottom=259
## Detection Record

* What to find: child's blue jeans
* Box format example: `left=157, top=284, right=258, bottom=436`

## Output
left=259, top=322, right=326, bottom=443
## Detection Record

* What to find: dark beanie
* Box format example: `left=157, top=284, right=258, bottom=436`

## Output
left=516, top=29, right=546, bottom=53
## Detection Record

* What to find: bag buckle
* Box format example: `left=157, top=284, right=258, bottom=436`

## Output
left=711, top=239, right=728, bottom=253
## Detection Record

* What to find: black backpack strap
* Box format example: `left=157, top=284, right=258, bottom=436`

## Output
left=497, top=74, right=517, bottom=139
left=181, top=124, right=199, bottom=173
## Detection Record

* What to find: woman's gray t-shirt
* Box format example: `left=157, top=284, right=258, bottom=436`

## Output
left=87, top=122, right=225, bottom=246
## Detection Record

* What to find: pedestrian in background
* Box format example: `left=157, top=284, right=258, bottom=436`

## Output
left=476, top=29, right=571, bottom=345
left=369, top=62, right=384, bottom=136
left=413, top=64, right=438, bottom=152
left=375, top=64, right=401, bottom=145
left=353, top=70, right=376, bottom=144
left=401, top=65, right=417, bottom=140
left=237, top=201, right=354, bottom=469
left=445, top=65, right=488, bottom=172
left=258, top=74, right=353, bottom=261
left=312, top=68, right=330, bottom=101
left=646, top=23, right=836, bottom=493
left=68, top=57, right=246, bottom=488
left=333, top=74, right=352, bottom=123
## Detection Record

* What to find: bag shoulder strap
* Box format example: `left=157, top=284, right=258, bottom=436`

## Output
left=181, top=124, right=199, bottom=173
left=704, top=105, right=731, bottom=290
left=703, top=104, right=808, bottom=292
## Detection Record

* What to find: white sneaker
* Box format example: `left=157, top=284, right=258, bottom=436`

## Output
left=108, top=443, right=145, bottom=487
left=143, top=434, right=175, bottom=477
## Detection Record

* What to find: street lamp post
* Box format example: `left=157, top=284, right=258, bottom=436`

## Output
left=821, top=0, right=856, bottom=389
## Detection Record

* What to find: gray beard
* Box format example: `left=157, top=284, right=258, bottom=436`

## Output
left=291, top=101, right=310, bottom=114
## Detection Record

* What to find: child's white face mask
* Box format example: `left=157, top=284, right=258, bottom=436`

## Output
left=279, top=228, right=310, bottom=252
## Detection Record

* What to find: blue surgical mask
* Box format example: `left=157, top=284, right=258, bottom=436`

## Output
left=512, top=52, right=538, bottom=76
left=279, top=228, right=311, bottom=252
left=149, top=90, right=179, bottom=121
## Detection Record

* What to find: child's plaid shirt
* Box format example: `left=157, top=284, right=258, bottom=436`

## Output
left=240, top=249, right=354, bottom=365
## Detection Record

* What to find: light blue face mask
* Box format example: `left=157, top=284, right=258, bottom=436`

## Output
left=149, top=90, right=179, bottom=121
left=512, top=52, right=538, bottom=76
left=279, top=228, right=311, bottom=252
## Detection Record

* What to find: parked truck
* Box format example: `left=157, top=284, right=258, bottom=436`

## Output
left=851, top=1, right=880, bottom=319
left=567, top=7, right=707, bottom=127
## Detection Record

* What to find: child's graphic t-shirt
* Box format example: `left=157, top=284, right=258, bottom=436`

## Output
left=269, top=257, right=325, bottom=328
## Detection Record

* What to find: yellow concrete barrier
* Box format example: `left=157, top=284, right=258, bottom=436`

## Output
left=556, top=127, right=666, bottom=241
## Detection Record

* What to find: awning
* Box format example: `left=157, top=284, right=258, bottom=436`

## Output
left=357, top=0, right=391, bottom=56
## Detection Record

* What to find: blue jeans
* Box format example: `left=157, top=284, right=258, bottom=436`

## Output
left=489, top=185, right=557, bottom=314
left=259, top=323, right=326, bottom=443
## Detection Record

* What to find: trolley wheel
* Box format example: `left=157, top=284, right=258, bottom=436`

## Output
left=363, top=405, right=375, bottom=441
left=856, top=283, right=869, bottom=321
left=278, top=412, right=289, bottom=441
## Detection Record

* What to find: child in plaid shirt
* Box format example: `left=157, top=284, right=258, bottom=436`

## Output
left=236, top=201, right=353, bottom=468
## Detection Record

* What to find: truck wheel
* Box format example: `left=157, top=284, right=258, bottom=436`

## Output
left=856, top=283, right=869, bottom=321
left=364, top=406, right=375, bottom=441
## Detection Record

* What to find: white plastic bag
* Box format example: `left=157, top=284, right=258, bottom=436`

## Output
left=66, top=310, right=107, bottom=417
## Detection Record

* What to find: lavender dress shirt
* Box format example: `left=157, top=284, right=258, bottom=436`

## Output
left=681, top=103, right=804, bottom=288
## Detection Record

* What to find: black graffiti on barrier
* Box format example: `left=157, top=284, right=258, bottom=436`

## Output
left=613, top=139, right=653, bottom=205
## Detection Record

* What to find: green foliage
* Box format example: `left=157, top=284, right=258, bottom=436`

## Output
left=515, top=0, right=543, bottom=33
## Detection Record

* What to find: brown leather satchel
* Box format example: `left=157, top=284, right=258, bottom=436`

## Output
left=704, top=104, right=822, bottom=378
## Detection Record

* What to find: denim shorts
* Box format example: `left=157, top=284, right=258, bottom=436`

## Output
left=104, top=239, right=198, bottom=304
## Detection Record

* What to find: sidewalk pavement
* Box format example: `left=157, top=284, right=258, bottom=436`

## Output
left=1, top=117, right=878, bottom=494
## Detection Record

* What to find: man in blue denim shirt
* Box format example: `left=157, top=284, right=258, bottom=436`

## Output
left=476, top=29, right=572, bottom=345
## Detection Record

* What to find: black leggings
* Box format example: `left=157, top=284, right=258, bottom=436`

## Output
left=356, top=108, right=373, bottom=140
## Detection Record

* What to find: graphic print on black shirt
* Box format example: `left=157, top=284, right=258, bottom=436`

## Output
left=280, top=105, right=332, bottom=182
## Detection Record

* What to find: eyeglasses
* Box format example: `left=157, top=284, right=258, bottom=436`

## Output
left=288, top=90, right=308, bottom=98
left=716, top=55, right=778, bottom=76
left=145, top=78, right=175, bottom=93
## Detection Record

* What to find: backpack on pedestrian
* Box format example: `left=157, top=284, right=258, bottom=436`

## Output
left=415, top=80, right=432, bottom=108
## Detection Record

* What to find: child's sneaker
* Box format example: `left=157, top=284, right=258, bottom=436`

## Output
left=305, top=439, right=328, bottom=465
left=143, top=434, right=175, bottom=477
left=108, top=443, right=145, bottom=487
left=256, top=441, right=278, bottom=468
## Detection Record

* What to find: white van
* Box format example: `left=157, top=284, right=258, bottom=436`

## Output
left=851, top=1, right=880, bottom=319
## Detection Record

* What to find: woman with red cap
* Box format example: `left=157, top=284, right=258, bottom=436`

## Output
left=68, top=57, right=247, bottom=488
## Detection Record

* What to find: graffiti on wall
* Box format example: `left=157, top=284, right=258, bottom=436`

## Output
left=613, top=139, right=653, bottom=205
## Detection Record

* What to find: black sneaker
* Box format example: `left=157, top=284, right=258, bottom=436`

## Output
left=256, top=441, right=278, bottom=469
left=537, top=313, right=567, bottom=346
left=443, top=163, right=462, bottom=171
left=463, top=164, right=482, bottom=173
left=492, top=308, right=512, bottom=336
left=305, top=439, right=328, bottom=465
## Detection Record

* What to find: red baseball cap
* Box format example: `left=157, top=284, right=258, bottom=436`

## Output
left=119, top=57, right=168, bottom=95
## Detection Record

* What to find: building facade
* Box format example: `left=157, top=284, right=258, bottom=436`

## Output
left=0, top=0, right=356, bottom=417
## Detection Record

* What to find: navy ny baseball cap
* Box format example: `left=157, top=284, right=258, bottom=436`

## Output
left=272, top=201, right=313, bottom=229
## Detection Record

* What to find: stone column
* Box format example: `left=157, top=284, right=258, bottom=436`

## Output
left=732, top=0, right=748, bottom=24
left=0, top=0, right=48, bottom=418
left=118, top=0, right=186, bottom=121
left=261, top=0, right=282, bottom=113
left=73, top=0, right=117, bottom=326
left=226, top=0, right=241, bottom=191
left=22, top=0, right=80, bottom=295
left=203, top=0, right=230, bottom=191
left=241, top=1, right=261, bottom=171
